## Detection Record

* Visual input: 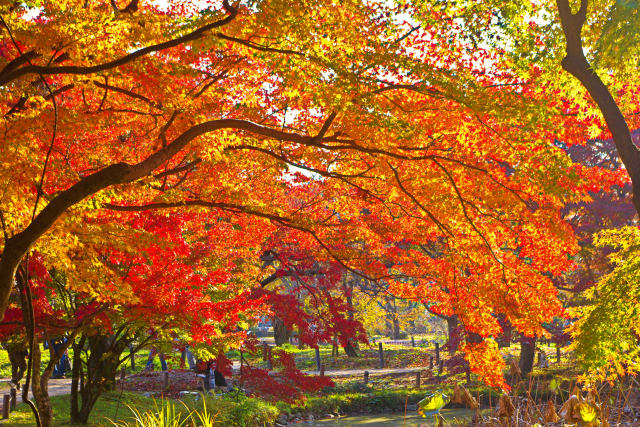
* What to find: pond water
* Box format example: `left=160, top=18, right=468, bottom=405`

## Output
left=311, top=408, right=477, bottom=426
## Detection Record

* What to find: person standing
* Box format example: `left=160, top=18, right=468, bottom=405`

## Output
left=3, top=340, right=28, bottom=389
left=145, top=347, right=168, bottom=371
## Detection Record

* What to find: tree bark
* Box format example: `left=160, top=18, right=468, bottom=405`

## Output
left=70, top=335, right=86, bottom=421
left=519, top=336, right=536, bottom=376
left=344, top=341, right=359, bottom=357
left=30, top=344, right=54, bottom=427
left=556, top=0, right=640, bottom=216
left=497, top=316, right=513, bottom=348
left=343, top=283, right=359, bottom=357
left=391, top=316, right=400, bottom=340
left=272, top=316, right=290, bottom=346
left=444, top=315, right=459, bottom=354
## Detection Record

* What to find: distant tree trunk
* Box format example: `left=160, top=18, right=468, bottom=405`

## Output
left=344, top=341, right=358, bottom=357
left=444, top=315, right=459, bottom=354
left=272, top=316, right=290, bottom=346
left=343, top=285, right=359, bottom=357
left=392, top=316, right=400, bottom=340
left=497, top=316, right=513, bottom=348
left=519, top=337, right=536, bottom=376
left=297, top=328, right=304, bottom=349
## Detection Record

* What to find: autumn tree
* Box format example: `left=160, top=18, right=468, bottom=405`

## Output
left=0, top=0, right=623, bottom=394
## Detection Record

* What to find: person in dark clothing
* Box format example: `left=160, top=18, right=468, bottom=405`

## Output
left=48, top=338, right=69, bottom=378
left=7, top=346, right=28, bottom=389
left=213, top=367, right=227, bottom=388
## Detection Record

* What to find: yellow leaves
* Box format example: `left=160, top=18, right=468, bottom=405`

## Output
left=558, top=388, right=602, bottom=426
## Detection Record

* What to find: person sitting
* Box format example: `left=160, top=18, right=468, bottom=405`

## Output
left=213, top=365, right=228, bottom=391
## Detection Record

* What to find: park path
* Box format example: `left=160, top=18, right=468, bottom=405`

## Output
left=0, top=365, right=426, bottom=399
left=0, top=378, right=73, bottom=399
left=303, top=367, right=423, bottom=377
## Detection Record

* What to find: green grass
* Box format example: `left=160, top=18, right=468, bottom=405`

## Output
left=6, top=391, right=158, bottom=426
left=8, top=391, right=282, bottom=427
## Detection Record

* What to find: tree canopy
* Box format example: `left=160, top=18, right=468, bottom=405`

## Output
left=0, top=0, right=630, bottom=391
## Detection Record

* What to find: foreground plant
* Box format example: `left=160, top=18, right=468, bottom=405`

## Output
left=110, top=398, right=192, bottom=427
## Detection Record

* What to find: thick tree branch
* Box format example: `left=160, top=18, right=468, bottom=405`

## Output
left=556, top=0, right=640, bottom=215
left=0, top=117, right=340, bottom=318
left=0, top=1, right=237, bottom=87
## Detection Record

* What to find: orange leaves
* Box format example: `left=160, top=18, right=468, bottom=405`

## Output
left=0, top=0, right=625, bottom=389
left=461, top=339, right=508, bottom=390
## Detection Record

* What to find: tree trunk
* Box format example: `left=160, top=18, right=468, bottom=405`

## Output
left=30, top=344, right=54, bottom=427
left=272, top=316, right=290, bottom=346
left=72, top=334, right=128, bottom=424
left=344, top=341, right=358, bottom=357
left=445, top=315, right=459, bottom=354
left=343, top=284, right=359, bottom=357
left=392, top=316, right=400, bottom=340
left=70, top=335, right=86, bottom=421
left=497, top=317, right=513, bottom=348
left=519, top=337, right=536, bottom=376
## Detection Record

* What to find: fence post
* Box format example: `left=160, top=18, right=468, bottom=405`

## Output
left=262, top=342, right=269, bottom=361
left=2, top=394, right=9, bottom=419
left=438, top=360, right=444, bottom=376
left=364, top=370, right=369, bottom=385
left=163, top=371, right=169, bottom=390
left=378, top=342, right=384, bottom=369
left=267, top=346, right=273, bottom=370
left=411, top=336, right=415, bottom=347
left=9, top=388, right=16, bottom=410
left=429, top=355, right=434, bottom=370
left=556, top=343, right=561, bottom=363
left=320, top=365, right=325, bottom=376
left=415, top=371, right=421, bottom=388
left=435, top=342, right=440, bottom=364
